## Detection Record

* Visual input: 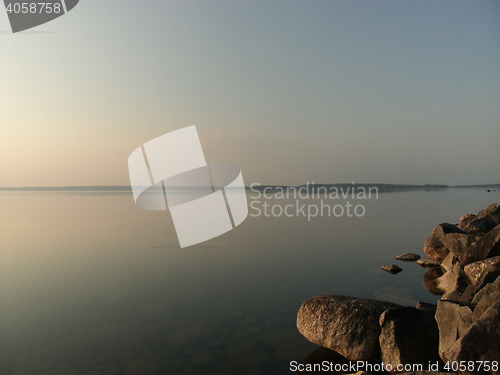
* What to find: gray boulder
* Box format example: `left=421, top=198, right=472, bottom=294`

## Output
left=435, top=299, right=474, bottom=360
left=444, top=303, right=500, bottom=372
left=379, top=307, right=440, bottom=373
left=297, top=295, right=400, bottom=361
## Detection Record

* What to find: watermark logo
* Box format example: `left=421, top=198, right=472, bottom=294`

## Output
left=3, top=0, right=79, bottom=33
left=128, top=125, right=248, bottom=248
left=248, top=182, right=378, bottom=221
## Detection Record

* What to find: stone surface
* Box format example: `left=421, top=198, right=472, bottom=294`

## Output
left=423, top=223, right=465, bottom=262
left=462, top=225, right=500, bottom=265
left=436, top=263, right=469, bottom=297
left=297, top=295, right=400, bottom=361
left=459, top=203, right=500, bottom=234
left=442, top=232, right=480, bottom=266
left=444, top=303, right=500, bottom=371
left=395, top=253, right=421, bottom=262
left=416, top=301, right=437, bottom=314
left=417, top=257, right=441, bottom=268
left=440, top=252, right=458, bottom=272
left=464, top=255, right=500, bottom=285
left=381, top=264, right=403, bottom=274
left=423, top=268, right=445, bottom=295
left=379, top=307, right=440, bottom=373
left=472, top=276, right=500, bottom=320
left=435, top=299, right=474, bottom=360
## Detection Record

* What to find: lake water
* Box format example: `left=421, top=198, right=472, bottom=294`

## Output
left=1, top=188, right=498, bottom=375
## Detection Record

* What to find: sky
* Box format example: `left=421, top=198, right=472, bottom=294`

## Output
left=1, top=0, right=499, bottom=187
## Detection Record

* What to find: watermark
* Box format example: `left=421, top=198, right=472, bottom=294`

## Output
left=128, top=125, right=248, bottom=248
left=290, top=360, right=499, bottom=373
left=248, top=182, right=378, bottom=221
left=3, top=0, right=79, bottom=33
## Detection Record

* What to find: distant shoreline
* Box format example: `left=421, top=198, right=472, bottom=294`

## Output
left=1, top=183, right=499, bottom=192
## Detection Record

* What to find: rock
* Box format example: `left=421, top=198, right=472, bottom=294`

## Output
left=472, top=276, right=500, bottom=320
left=297, top=347, right=351, bottom=374
left=395, top=253, right=421, bottom=262
left=459, top=203, right=500, bottom=234
left=436, top=263, right=470, bottom=297
left=381, top=264, right=403, bottom=274
left=296, top=295, right=400, bottom=361
left=442, top=232, right=480, bottom=266
left=440, top=252, right=458, bottom=272
left=423, top=268, right=445, bottom=295
left=464, top=255, right=500, bottom=285
left=435, top=299, right=474, bottom=360
left=461, top=225, right=500, bottom=265
left=379, top=307, right=440, bottom=373
left=423, top=223, right=465, bottom=262
left=444, top=303, right=500, bottom=371
left=416, top=301, right=437, bottom=314
left=417, top=257, right=441, bottom=268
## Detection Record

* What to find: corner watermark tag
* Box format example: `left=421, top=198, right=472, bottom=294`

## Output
left=128, top=125, right=248, bottom=248
left=3, top=0, right=79, bottom=33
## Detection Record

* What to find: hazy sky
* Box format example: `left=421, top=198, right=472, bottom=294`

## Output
left=1, top=0, right=499, bottom=186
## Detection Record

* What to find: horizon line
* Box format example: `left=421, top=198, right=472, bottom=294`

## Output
left=1, top=182, right=500, bottom=191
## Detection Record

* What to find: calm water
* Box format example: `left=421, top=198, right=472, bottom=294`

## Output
left=1, top=188, right=498, bottom=375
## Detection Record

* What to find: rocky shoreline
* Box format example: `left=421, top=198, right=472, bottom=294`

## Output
left=296, top=203, right=500, bottom=375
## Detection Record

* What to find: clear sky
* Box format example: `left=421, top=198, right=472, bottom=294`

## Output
left=1, top=0, right=499, bottom=187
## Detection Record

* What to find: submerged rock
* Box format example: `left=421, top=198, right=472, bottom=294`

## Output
left=297, top=295, right=400, bottom=361
left=381, top=264, right=403, bottom=274
left=395, top=253, right=420, bottom=262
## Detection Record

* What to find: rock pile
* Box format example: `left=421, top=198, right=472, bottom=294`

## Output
left=296, top=203, right=500, bottom=375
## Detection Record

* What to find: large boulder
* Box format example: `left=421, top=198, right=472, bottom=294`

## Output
left=435, top=299, right=474, bottom=360
left=296, top=295, right=400, bottom=361
left=444, top=303, right=500, bottom=373
left=459, top=203, right=500, bottom=234
left=424, top=224, right=465, bottom=262
left=379, top=307, right=440, bottom=373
